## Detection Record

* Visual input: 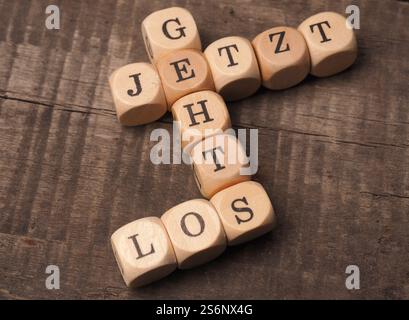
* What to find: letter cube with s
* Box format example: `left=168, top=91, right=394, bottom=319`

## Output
left=142, top=7, right=202, bottom=64
left=111, top=217, right=177, bottom=287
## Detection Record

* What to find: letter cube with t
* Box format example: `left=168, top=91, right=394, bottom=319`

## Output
left=204, top=36, right=261, bottom=101
left=252, top=27, right=310, bottom=90
left=109, top=63, right=167, bottom=126
left=298, top=12, right=358, bottom=77
left=191, top=133, right=252, bottom=199
left=157, top=49, right=215, bottom=107
left=111, top=217, right=177, bottom=287
left=161, top=199, right=226, bottom=269
left=210, top=181, right=277, bottom=245
left=172, top=90, right=231, bottom=151
left=142, top=7, right=202, bottom=64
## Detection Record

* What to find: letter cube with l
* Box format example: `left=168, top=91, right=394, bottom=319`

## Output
left=172, top=90, right=231, bottom=151
left=109, top=63, right=167, bottom=126
left=161, top=199, right=226, bottom=269
left=210, top=181, right=277, bottom=245
left=204, top=36, right=261, bottom=101
left=142, top=7, right=202, bottom=64
left=252, top=27, right=310, bottom=90
left=191, top=134, right=252, bottom=199
left=298, top=12, right=358, bottom=77
left=157, top=49, right=215, bottom=107
left=111, top=217, right=177, bottom=287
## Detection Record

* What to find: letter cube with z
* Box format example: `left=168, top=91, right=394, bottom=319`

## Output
left=111, top=217, right=177, bottom=287
left=142, top=7, right=202, bottom=64
left=161, top=199, right=226, bottom=269
left=298, top=12, right=358, bottom=77
left=204, top=36, right=261, bottom=101
left=252, top=27, right=310, bottom=90
left=172, top=90, right=231, bottom=150
left=109, top=63, right=167, bottom=126
left=210, top=181, right=277, bottom=245
left=157, top=49, right=215, bottom=107
left=191, top=134, right=252, bottom=199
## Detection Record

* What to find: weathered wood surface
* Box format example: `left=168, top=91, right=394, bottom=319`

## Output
left=0, top=0, right=408, bottom=299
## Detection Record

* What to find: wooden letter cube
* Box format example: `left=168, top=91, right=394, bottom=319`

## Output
left=191, top=133, right=252, bottom=199
left=142, top=7, right=202, bottom=64
left=298, top=12, right=358, bottom=77
left=210, top=181, right=276, bottom=245
left=157, top=49, right=215, bottom=107
left=111, top=217, right=177, bottom=287
left=204, top=36, right=261, bottom=101
left=109, top=63, right=167, bottom=126
left=172, top=90, right=231, bottom=150
left=161, top=199, right=226, bottom=269
left=252, top=27, right=310, bottom=90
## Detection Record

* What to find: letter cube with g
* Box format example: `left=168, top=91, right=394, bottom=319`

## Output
left=110, top=217, right=177, bottom=287
left=142, top=7, right=202, bottom=64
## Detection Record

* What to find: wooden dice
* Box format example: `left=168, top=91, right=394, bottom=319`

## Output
left=191, top=133, right=252, bottom=199
left=298, top=12, right=358, bottom=77
left=252, top=27, right=310, bottom=90
left=109, top=63, right=167, bottom=126
left=210, top=181, right=276, bottom=245
left=156, top=49, right=215, bottom=107
left=161, top=199, right=226, bottom=269
left=172, top=90, right=231, bottom=150
left=142, top=7, right=202, bottom=64
left=204, top=36, right=261, bottom=101
left=110, top=217, right=177, bottom=287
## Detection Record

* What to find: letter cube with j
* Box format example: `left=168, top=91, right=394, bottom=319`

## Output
left=161, top=199, right=226, bottom=269
left=142, top=7, right=202, bottom=64
left=109, top=63, right=167, bottom=126
left=110, top=217, right=177, bottom=287
left=191, top=133, right=252, bottom=199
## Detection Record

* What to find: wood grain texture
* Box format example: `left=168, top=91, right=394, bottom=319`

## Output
left=0, top=0, right=408, bottom=299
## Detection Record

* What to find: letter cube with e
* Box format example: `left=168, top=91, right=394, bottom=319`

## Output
left=204, top=36, right=261, bottom=101
left=298, top=12, right=358, bottom=77
left=191, top=134, right=252, bottom=199
left=109, top=63, right=167, bottom=126
left=142, top=7, right=202, bottom=64
left=111, top=217, right=177, bottom=287
left=172, top=90, right=231, bottom=151
left=161, top=199, right=226, bottom=269
left=210, top=181, right=277, bottom=245
left=252, top=27, right=310, bottom=90
left=157, top=49, right=215, bottom=107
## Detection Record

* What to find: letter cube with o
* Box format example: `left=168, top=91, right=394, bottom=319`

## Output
left=111, top=217, right=177, bottom=287
left=191, top=133, right=252, bottom=199
left=210, top=181, right=277, bottom=245
left=161, top=199, right=226, bottom=269
left=142, top=7, right=202, bottom=64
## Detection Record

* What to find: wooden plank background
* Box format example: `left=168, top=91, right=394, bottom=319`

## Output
left=0, top=0, right=408, bottom=299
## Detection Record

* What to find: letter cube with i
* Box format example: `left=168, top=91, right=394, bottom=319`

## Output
left=109, top=63, right=167, bottom=126
left=190, top=133, right=252, bottom=199
left=142, top=7, right=202, bottom=64
left=156, top=49, right=215, bottom=107
left=204, top=36, right=261, bottom=101
left=252, top=27, right=310, bottom=90
left=210, top=181, right=277, bottom=245
left=111, top=217, right=177, bottom=287
left=298, top=12, right=358, bottom=77
left=172, top=90, right=231, bottom=151
left=161, top=199, right=226, bottom=269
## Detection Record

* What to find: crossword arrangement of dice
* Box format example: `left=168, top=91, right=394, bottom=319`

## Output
left=109, top=7, right=358, bottom=287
